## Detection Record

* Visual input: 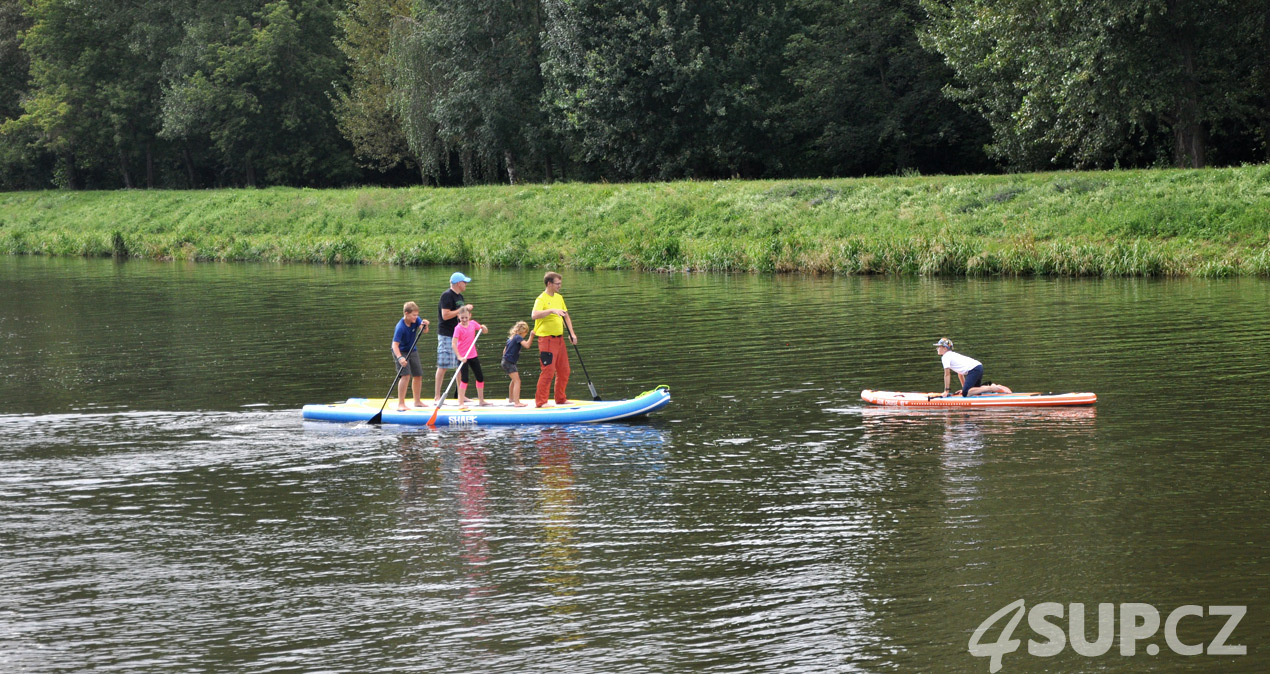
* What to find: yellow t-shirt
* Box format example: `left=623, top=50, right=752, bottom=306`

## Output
left=533, top=291, right=568, bottom=336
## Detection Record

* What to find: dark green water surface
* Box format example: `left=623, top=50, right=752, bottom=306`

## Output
left=1, top=257, right=1267, bottom=673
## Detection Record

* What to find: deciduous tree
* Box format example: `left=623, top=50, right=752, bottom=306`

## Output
left=783, top=0, right=991, bottom=176
left=541, top=0, right=797, bottom=180
left=3, top=0, right=176, bottom=188
left=161, top=0, right=356, bottom=186
left=921, top=0, right=1263, bottom=169
left=387, top=0, right=556, bottom=184
left=333, top=0, right=417, bottom=175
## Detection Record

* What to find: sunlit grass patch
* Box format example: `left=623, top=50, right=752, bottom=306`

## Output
left=4, top=166, right=1269, bottom=276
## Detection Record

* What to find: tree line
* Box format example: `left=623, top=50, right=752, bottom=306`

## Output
left=1, top=0, right=1266, bottom=190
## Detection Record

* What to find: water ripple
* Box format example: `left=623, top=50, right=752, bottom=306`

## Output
left=3, top=261, right=1269, bottom=673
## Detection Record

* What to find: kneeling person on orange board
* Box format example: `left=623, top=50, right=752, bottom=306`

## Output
left=932, top=338, right=1013, bottom=398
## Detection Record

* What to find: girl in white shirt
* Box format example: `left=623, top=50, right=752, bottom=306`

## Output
left=933, top=338, right=1013, bottom=397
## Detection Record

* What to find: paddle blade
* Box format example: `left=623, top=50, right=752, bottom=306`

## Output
left=367, top=411, right=384, bottom=425
left=426, top=407, right=439, bottom=427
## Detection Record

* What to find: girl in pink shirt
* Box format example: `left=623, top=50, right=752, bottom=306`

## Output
left=452, top=305, right=490, bottom=406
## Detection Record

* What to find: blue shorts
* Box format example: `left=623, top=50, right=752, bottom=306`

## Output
left=962, top=365, right=983, bottom=397
left=437, top=336, right=460, bottom=369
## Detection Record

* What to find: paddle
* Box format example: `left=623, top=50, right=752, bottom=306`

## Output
left=570, top=340, right=601, bottom=400
left=427, top=329, right=481, bottom=427
left=927, top=391, right=1036, bottom=401
left=367, top=319, right=425, bottom=425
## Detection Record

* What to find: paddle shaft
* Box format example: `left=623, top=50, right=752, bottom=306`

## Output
left=427, top=328, right=482, bottom=426
left=570, top=340, right=601, bottom=400
left=928, top=391, right=1040, bottom=400
left=367, top=319, right=425, bottom=425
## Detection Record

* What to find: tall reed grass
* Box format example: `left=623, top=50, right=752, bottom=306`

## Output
left=3, top=165, right=1268, bottom=276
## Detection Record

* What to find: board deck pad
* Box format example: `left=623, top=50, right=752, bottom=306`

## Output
left=861, top=389, right=1096, bottom=408
left=303, top=386, right=671, bottom=426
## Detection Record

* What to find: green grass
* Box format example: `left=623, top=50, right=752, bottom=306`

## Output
left=3, top=165, right=1270, bottom=276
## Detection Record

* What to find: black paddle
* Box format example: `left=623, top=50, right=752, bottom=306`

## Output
left=570, top=340, right=601, bottom=400
left=367, top=319, right=425, bottom=425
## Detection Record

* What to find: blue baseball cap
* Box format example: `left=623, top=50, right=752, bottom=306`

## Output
left=450, top=272, right=471, bottom=284
left=933, top=338, right=953, bottom=349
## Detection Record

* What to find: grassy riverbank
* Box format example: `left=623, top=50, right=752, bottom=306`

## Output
left=3, top=166, right=1269, bottom=276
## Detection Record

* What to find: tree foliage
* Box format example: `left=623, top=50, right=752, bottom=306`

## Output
left=333, top=0, right=415, bottom=174
left=783, top=0, right=991, bottom=176
left=387, top=0, right=555, bottom=185
left=0, top=0, right=47, bottom=189
left=1, top=0, right=1268, bottom=190
left=161, top=0, right=356, bottom=186
left=921, top=0, right=1266, bottom=169
left=2, top=0, right=175, bottom=188
left=541, top=0, right=797, bottom=180
left=0, top=0, right=29, bottom=121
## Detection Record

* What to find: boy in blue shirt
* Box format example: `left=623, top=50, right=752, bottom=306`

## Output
left=391, top=302, right=430, bottom=411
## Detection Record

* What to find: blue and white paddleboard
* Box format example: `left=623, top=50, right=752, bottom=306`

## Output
left=303, top=386, right=671, bottom=426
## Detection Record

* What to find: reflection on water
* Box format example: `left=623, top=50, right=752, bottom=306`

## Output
left=457, top=441, right=494, bottom=598
left=857, top=405, right=1101, bottom=513
left=856, top=405, right=1097, bottom=449
left=535, top=429, right=582, bottom=642
left=2, top=258, right=1268, bottom=673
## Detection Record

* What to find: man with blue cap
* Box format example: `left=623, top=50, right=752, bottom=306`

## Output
left=435, top=271, right=471, bottom=401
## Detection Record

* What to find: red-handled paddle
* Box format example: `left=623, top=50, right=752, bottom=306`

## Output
left=426, top=330, right=481, bottom=427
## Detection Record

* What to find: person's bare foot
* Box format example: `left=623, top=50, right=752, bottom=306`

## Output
left=478, top=401, right=492, bottom=406
left=412, top=400, right=424, bottom=408
left=513, top=402, right=527, bottom=407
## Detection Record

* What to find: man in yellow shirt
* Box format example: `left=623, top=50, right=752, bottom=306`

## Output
left=531, top=271, right=577, bottom=407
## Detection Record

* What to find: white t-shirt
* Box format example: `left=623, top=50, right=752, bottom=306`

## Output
left=941, top=350, right=982, bottom=374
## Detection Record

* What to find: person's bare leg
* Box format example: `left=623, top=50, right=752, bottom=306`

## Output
left=510, top=373, right=526, bottom=406
left=967, top=384, right=1012, bottom=395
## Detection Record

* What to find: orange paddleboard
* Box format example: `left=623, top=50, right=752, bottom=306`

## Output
left=861, top=389, right=1096, bottom=408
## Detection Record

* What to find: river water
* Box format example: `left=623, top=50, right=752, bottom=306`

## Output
left=1, top=257, right=1266, bottom=673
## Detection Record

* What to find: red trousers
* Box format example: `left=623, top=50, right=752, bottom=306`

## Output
left=535, top=335, right=570, bottom=406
